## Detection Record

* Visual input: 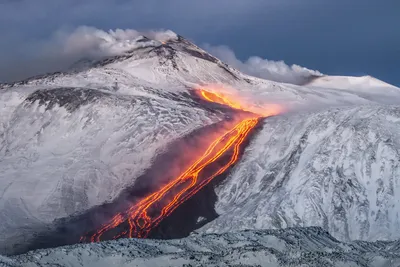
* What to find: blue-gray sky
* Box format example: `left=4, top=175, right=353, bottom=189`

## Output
left=0, top=0, right=399, bottom=85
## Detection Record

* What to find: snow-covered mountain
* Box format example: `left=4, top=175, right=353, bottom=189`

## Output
left=202, top=105, right=400, bottom=241
left=2, top=227, right=400, bottom=267
left=309, top=75, right=398, bottom=91
left=1, top=30, right=400, bottom=257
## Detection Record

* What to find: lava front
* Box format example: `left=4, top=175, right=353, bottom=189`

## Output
left=81, top=88, right=279, bottom=242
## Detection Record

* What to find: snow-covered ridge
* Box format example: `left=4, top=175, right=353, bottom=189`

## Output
left=309, top=75, right=399, bottom=90
left=3, top=227, right=400, bottom=267
left=202, top=105, right=400, bottom=242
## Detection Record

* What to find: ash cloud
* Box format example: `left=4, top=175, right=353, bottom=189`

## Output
left=0, top=0, right=272, bottom=83
left=203, top=44, right=322, bottom=85
left=54, top=27, right=177, bottom=57
left=0, top=0, right=398, bottom=85
left=0, top=25, right=322, bottom=87
left=0, top=27, right=178, bottom=83
left=0, top=25, right=321, bottom=86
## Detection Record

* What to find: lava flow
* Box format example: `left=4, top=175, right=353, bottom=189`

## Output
left=81, top=88, right=279, bottom=242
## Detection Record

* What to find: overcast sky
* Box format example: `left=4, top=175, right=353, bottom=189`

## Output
left=1, top=0, right=399, bottom=85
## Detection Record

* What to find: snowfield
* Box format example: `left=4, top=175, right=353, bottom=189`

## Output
left=202, top=105, right=400, bottom=241
left=3, top=227, right=400, bottom=267
left=1, top=31, right=400, bottom=261
left=0, top=86, right=221, bottom=253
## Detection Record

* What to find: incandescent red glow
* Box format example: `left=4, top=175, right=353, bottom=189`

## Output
left=81, top=87, right=280, bottom=242
left=199, top=90, right=244, bottom=110
left=196, top=87, right=282, bottom=117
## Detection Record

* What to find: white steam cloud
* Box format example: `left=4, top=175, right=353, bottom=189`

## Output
left=40, top=26, right=179, bottom=66
left=0, top=27, right=178, bottom=82
left=1, top=26, right=320, bottom=85
left=50, top=27, right=178, bottom=58
left=203, top=44, right=322, bottom=85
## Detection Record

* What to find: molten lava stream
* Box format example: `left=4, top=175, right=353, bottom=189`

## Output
left=81, top=89, right=277, bottom=243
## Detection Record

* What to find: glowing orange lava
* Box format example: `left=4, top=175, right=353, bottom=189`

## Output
left=199, top=90, right=244, bottom=110
left=81, top=88, right=279, bottom=242
left=196, top=87, right=282, bottom=117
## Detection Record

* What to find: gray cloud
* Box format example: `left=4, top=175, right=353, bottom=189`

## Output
left=203, top=44, right=322, bottom=84
left=0, top=0, right=291, bottom=82
left=0, top=25, right=321, bottom=85
left=0, top=26, right=179, bottom=82
left=46, top=27, right=178, bottom=58
left=0, top=0, right=398, bottom=85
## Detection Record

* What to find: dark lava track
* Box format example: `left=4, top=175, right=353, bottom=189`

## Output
left=11, top=112, right=265, bottom=256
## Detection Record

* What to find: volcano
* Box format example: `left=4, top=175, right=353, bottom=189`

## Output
left=1, top=31, right=400, bottom=263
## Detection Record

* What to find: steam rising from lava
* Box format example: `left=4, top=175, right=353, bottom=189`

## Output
left=196, top=86, right=283, bottom=117
left=80, top=87, right=281, bottom=243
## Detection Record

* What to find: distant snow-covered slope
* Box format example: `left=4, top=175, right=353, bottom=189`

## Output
left=202, top=105, right=400, bottom=242
left=4, top=227, right=400, bottom=267
left=309, top=75, right=398, bottom=90
left=307, top=75, right=400, bottom=104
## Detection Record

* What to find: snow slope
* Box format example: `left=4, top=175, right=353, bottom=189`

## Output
left=309, top=75, right=398, bottom=91
left=0, top=86, right=222, bottom=253
left=202, top=105, right=400, bottom=241
left=307, top=75, right=400, bottom=104
left=1, top=30, right=400, bottom=255
left=3, top=227, right=400, bottom=267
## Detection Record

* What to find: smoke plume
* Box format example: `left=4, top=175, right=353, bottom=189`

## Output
left=203, top=44, right=322, bottom=85
left=0, top=26, right=321, bottom=85
left=0, top=27, right=177, bottom=83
